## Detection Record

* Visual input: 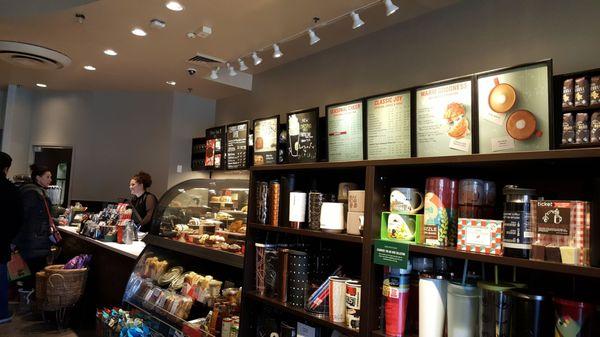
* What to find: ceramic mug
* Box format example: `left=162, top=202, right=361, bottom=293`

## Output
left=390, top=187, right=424, bottom=214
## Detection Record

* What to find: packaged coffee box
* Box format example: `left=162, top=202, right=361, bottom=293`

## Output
left=591, top=76, right=600, bottom=106
left=591, top=112, right=600, bottom=143
left=575, top=113, right=589, bottom=144
left=562, top=78, right=574, bottom=108
left=562, top=113, right=575, bottom=144
left=574, top=77, right=590, bottom=107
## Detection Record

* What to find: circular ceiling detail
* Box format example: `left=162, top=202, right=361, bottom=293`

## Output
left=0, top=41, right=71, bottom=70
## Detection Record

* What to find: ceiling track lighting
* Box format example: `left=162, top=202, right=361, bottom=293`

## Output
left=150, top=19, right=166, bottom=29
left=238, top=58, right=248, bottom=71
left=103, top=49, right=117, bottom=56
left=384, top=0, right=399, bottom=16
left=227, top=63, right=237, bottom=76
left=351, top=11, right=365, bottom=29
left=308, top=29, right=320, bottom=45
left=272, top=43, right=283, bottom=58
left=210, top=67, right=219, bottom=80
left=165, top=1, right=184, bottom=11
left=252, top=52, right=262, bottom=66
left=131, top=27, right=147, bottom=36
left=83, top=65, right=96, bottom=71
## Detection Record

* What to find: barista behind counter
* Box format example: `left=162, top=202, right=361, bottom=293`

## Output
left=128, top=171, right=158, bottom=233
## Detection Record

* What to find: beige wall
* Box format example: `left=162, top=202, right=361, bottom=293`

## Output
left=216, top=0, right=600, bottom=124
left=2, top=85, right=33, bottom=176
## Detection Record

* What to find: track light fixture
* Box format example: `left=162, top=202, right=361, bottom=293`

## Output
left=210, top=67, right=219, bottom=80
left=351, top=11, right=364, bottom=29
left=272, top=44, right=283, bottom=58
left=252, top=52, right=262, bottom=66
left=384, top=0, right=399, bottom=16
left=238, top=58, right=248, bottom=71
left=308, top=29, right=320, bottom=45
left=227, top=63, right=237, bottom=76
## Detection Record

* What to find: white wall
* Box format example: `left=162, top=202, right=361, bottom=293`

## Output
left=2, top=84, right=33, bottom=176
left=167, top=92, right=215, bottom=187
left=24, top=89, right=216, bottom=202
left=216, top=0, right=600, bottom=124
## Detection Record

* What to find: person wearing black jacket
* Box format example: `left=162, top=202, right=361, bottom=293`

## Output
left=13, top=164, right=53, bottom=291
left=129, top=171, right=158, bottom=233
left=0, top=152, right=22, bottom=324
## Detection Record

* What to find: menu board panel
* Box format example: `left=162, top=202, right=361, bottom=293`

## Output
left=416, top=80, right=473, bottom=157
left=205, top=126, right=225, bottom=169
left=327, top=101, right=364, bottom=162
left=366, top=91, right=411, bottom=160
left=477, top=62, right=550, bottom=154
left=287, top=108, right=318, bottom=163
left=226, top=122, right=249, bottom=170
left=253, top=116, right=279, bottom=166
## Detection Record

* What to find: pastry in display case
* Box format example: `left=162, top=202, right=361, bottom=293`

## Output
left=151, top=179, right=249, bottom=256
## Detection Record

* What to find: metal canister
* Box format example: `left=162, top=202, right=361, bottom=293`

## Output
left=308, top=191, right=324, bottom=230
left=277, top=248, right=289, bottom=303
left=482, top=181, right=497, bottom=218
left=287, top=250, right=309, bottom=308
left=269, top=180, right=280, bottom=226
left=458, top=179, right=485, bottom=218
left=502, top=185, right=537, bottom=259
left=478, top=281, right=514, bottom=337
left=329, top=276, right=349, bottom=323
left=345, top=280, right=361, bottom=330
left=256, top=181, right=269, bottom=224
left=221, top=317, right=232, bottom=337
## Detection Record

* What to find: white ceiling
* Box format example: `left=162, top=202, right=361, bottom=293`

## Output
left=0, top=0, right=458, bottom=99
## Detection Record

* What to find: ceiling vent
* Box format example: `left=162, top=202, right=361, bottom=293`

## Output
left=0, top=41, right=71, bottom=70
left=187, top=53, right=226, bottom=67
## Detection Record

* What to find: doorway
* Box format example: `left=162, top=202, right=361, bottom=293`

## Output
left=33, top=146, right=73, bottom=207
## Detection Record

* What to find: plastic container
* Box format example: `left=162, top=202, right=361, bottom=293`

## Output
left=507, top=289, right=554, bottom=337
left=478, top=281, right=514, bottom=337
left=447, top=282, right=481, bottom=337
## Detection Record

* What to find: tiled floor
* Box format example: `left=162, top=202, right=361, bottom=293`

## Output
left=0, top=305, right=94, bottom=337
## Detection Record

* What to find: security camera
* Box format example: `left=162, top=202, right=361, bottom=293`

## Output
left=187, top=68, right=197, bottom=76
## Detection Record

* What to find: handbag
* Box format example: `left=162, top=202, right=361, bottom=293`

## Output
left=7, top=250, right=31, bottom=281
left=42, top=194, right=62, bottom=245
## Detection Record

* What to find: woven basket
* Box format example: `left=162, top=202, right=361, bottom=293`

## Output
left=42, top=264, right=88, bottom=310
left=35, top=271, right=48, bottom=302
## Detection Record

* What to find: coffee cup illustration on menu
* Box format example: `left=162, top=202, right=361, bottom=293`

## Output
left=288, top=114, right=300, bottom=157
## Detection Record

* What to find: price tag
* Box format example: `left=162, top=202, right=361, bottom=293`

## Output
left=491, top=136, right=515, bottom=152
left=449, top=137, right=471, bottom=152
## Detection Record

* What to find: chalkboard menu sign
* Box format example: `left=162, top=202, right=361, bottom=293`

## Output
left=205, top=125, right=226, bottom=169
left=253, top=116, right=279, bottom=166
left=327, top=101, right=364, bottom=162
left=226, top=121, right=249, bottom=170
left=366, top=91, right=411, bottom=160
left=286, top=108, right=318, bottom=163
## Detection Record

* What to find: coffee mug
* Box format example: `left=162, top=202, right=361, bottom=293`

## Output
left=338, top=182, right=359, bottom=202
left=390, top=187, right=424, bottom=214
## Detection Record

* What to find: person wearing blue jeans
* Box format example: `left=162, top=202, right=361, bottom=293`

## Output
left=0, top=152, right=23, bottom=324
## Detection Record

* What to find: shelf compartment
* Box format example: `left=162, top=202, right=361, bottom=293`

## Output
left=144, top=234, right=244, bottom=269
left=245, top=291, right=359, bottom=337
left=248, top=223, right=363, bottom=243
left=393, top=242, right=600, bottom=278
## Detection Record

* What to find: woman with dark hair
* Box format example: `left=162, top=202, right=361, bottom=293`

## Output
left=129, top=171, right=158, bottom=232
left=14, top=164, right=54, bottom=289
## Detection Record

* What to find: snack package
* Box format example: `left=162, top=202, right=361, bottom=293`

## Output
left=562, top=78, right=574, bottom=108
left=591, top=112, right=600, bottom=143
left=591, top=76, right=600, bottom=106
left=575, top=77, right=590, bottom=107
left=562, top=113, right=575, bottom=144
left=575, top=113, right=590, bottom=144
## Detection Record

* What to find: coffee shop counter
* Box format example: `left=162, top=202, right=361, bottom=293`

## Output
left=57, top=226, right=145, bottom=326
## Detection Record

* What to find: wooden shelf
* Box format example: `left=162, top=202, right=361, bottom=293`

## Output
left=557, top=143, right=600, bottom=150
left=248, top=223, right=363, bottom=243
left=397, top=242, right=600, bottom=278
left=143, top=234, right=244, bottom=269
left=245, top=291, right=359, bottom=337
left=250, top=148, right=600, bottom=171
left=562, top=105, right=600, bottom=113
left=372, top=330, right=416, bottom=337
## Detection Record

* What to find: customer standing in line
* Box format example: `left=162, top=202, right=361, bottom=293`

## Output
left=14, top=164, right=54, bottom=290
left=129, top=171, right=158, bottom=233
left=0, top=152, right=23, bottom=323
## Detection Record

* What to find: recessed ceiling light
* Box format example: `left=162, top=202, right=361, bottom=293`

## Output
left=166, top=81, right=176, bottom=86
left=36, top=83, right=47, bottom=88
left=165, top=1, right=184, bottom=11
left=131, top=28, right=147, bottom=37
left=84, top=65, right=96, bottom=71
left=104, top=49, right=117, bottom=56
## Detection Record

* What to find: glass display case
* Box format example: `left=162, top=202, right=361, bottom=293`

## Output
left=152, top=179, right=249, bottom=257
left=122, top=244, right=243, bottom=337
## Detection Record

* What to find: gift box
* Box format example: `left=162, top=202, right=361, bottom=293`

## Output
left=457, top=218, right=503, bottom=255
left=380, top=212, right=423, bottom=243
left=531, top=200, right=590, bottom=266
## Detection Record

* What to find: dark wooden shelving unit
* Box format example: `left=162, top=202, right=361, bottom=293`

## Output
left=143, top=234, right=244, bottom=269
left=242, top=148, right=600, bottom=337
left=246, top=291, right=360, bottom=337
left=248, top=222, right=363, bottom=243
